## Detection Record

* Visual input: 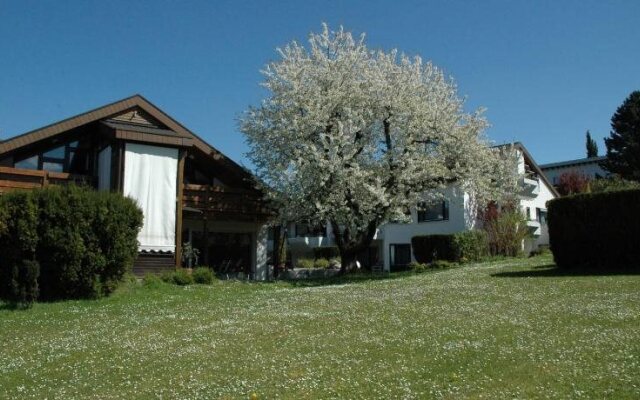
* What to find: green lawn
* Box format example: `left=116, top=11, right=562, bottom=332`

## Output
left=1, top=255, right=639, bottom=399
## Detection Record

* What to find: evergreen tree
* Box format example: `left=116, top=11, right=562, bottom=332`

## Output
left=603, top=91, right=640, bottom=181
left=586, top=130, right=598, bottom=158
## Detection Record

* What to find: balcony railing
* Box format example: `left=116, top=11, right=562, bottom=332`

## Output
left=519, top=172, right=540, bottom=197
left=0, top=166, right=94, bottom=194
left=182, top=183, right=271, bottom=218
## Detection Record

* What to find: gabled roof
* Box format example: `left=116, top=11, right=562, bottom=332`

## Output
left=539, top=156, right=606, bottom=170
left=0, top=94, right=255, bottom=182
left=493, top=142, right=560, bottom=198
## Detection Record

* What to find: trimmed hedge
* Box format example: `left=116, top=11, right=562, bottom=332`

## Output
left=547, top=189, right=640, bottom=271
left=411, top=231, right=488, bottom=263
left=0, top=185, right=143, bottom=302
left=313, top=246, right=340, bottom=260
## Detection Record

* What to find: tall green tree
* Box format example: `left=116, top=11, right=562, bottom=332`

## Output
left=603, top=91, right=640, bottom=181
left=585, top=130, right=598, bottom=158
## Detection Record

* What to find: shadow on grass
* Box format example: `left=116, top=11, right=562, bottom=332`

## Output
left=491, top=264, right=640, bottom=278
left=0, top=302, right=32, bottom=311
left=277, top=272, right=404, bottom=288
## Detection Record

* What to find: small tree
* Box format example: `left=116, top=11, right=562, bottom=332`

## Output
left=481, top=203, right=530, bottom=257
left=586, top=130, right=598, bottom=158
left=557, top=171, right=590, bottom=196
left=603, top=91, right=640, bottom=181
left=241, top=25, right=516, bottom=273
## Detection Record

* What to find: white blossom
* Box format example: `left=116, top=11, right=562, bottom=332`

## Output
left=241, top=24, right=516, bottom=262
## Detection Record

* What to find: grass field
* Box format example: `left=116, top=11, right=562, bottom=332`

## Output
left=1, top=254, right=639, bottom=399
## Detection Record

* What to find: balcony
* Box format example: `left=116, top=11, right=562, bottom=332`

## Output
left=182, top=183, right=272, bottom=221
left=0, top=166, right=94, bottom=194
left=519, top=172, right=540, bottom=197
left=526, top=219, right=541, bottom=236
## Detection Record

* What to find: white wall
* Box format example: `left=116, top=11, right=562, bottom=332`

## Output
left=520, top=172, right=556, bottom=252
left=379, top=186, right=471, bottom=271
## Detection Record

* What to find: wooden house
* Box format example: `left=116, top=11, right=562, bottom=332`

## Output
left=0, top=95, right=272, bottom=277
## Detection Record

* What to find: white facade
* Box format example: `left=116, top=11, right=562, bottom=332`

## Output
left=272, top=142, right=558, bottom=272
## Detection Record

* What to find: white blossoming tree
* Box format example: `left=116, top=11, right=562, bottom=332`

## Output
left=241, top=25, right=515, bottom=272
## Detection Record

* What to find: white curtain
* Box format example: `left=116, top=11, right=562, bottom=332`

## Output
left=97, top=146, right=111, bottom=191
left=123, top=143, right=178, bottom=253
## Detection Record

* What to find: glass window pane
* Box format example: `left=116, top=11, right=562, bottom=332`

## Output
left=69, top=141, right=79, bottom=148
left=418, top=200, right=448, bottom=222
left=14, top=155, right=39, bottom=170
left=43, top=146, right=65, bottom=159
left=42, top=161, right=63, bottom=173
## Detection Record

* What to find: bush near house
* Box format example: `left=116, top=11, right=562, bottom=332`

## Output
left=411, top=231, right=488, bottom=263
left=192, top=267, right=215, bottom=284
left=296, top=258, right=315, bottom=269
left=313, top=258, right=330, bottom=269
left=0, top=185, right=143, bottom=303
left=547, top=188, right=640, bottom=271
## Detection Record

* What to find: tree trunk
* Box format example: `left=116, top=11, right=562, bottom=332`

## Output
left=333, top=219, right=379, bottom=275
left=338, top=247, right=359, bottom=274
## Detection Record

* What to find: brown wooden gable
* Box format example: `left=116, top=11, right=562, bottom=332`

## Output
left=0, top=95, right=260, bottom=192
left=110, top=107, right=163, bottom=127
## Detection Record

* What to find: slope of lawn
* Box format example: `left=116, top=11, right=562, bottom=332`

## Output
left=1, top=254, right=639, bottom=399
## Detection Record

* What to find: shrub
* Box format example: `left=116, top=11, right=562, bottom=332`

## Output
left=4, top=259, right=40, bottom=307
left=409, top=261, right=428, bottom=273
left=412, top=231, right=489, bottom=264
left=482, top=206, right=530, bottom=257
left=452, top=231, right=488, bottom=262
left=296, top=258, right=314, bottom=269
left=313, top=246, right=340, bottom=260
left=548, top=189, right=640, bottom=271
left=412, top=235, right=457, bottom=263
left=313, top=258, right=330, bottom=269
left=192, top=267, right=214, bottom=284
left=160, top=270, right=174, bottom=283
left=171, top=269, right=194, bottom=286
left=328, top=258, right=341, bottom=269
left=142, top=273, right=164, bottom=289
left=430, top=260, right=454, bottom=269
left=590, top=177, right=640, bottom=193
left=0, top=185, right=143, bottom=301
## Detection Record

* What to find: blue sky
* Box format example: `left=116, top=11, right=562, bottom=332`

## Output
left=1, top=0, right=639, bottom=166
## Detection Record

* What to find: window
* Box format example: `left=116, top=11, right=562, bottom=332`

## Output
left=42, top=161, right=63, bottom=172
left=390, top=244, right=412, bottom=270
left=537, top=208, right=547, bottom=224
left=294, top=223, right=326, bottom=237
left=14, top=140, right=81, bottom=173
left=43, top=145, right=65, bottom=159
left=14, top=155, right=39, bottom=170
left=417, top=200, right=449, bottom=222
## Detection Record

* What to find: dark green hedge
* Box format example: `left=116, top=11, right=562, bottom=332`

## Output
left=313, top=246, right=340, bottom=260
left=412, top=231, right=488, bottom=263
left=0, top=185, right=143, bottom=302
left=547, top=189, right=640, bottom=271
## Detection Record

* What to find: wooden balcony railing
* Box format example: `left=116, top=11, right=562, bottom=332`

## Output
left=0, top=166, right=94, bottom=194
left=182, top=183, right=271, bottom=217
